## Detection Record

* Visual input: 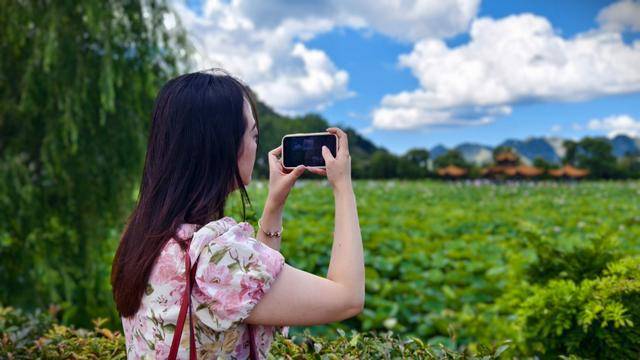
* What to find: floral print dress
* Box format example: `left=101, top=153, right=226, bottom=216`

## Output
left=121, top=216, right=288, bottom=359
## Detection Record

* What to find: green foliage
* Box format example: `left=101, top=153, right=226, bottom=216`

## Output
left=617, top=154, right=640, bottom=179
left=0, top=306, right=55, bottom=356
left=574, top=137, right=620, bottom=179
left=518, top=256, right=640, bottom=358
left=434, top=150, right=469, bottom=169
left=563, top=137, right=624, bottom=179
left=368, top=150, right=399, bottom=179
left=563, top=140, right=578, bottom=165
left=0, top=0, right=189, bottom=327
left=397, top=148, right=430, bottom=179
left=519, top=220, right=622, bottom=284
left=533, top=157, right=553, bottom=170
left=0, top=306, right=509, bottom=359
left=618, top=154, right=640, bottom=179
left=0, top=306, right=127, bottom=359
left=270, top=328, right=511, bottom=359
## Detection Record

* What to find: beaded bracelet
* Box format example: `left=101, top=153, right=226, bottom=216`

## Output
left=257, top=218, right=283, bottom=238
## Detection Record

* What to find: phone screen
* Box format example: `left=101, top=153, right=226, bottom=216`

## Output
left=282, top=134, right=337, bottom=168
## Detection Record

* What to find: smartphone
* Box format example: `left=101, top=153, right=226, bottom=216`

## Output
left=281, top=132, right=338, bottom=169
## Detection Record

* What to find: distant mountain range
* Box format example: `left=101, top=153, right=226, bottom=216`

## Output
left=430, top=135, right=640, bottom=165
left=253, top=96, right=639, bottom=172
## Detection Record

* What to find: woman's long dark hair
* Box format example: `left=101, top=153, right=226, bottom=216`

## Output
left=111, top=69, right=259, bottom=317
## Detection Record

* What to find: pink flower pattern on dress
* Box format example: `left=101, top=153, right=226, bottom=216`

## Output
left=121, top=216, right=288, bottom=359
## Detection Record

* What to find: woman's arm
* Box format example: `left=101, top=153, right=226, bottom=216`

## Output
left=245, top=127, right=365, bottom=326
left=243, top=264, right=364, bottom=326
left=326, top=178, right=364, bottom=305
left=255, top=146, right=305, bottom=251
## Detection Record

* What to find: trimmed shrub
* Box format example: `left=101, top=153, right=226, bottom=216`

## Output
left=518, top=256, right=640, bottom=358
left=0, top=306, right=510, bottom=359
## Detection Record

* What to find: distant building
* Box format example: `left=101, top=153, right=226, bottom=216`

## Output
left=436, top=149, right=589, bottom=180
left=548, top=165, right=589, bottom=179
left=481, top=149, right=544, bottom=179
left=436, top=165, right=468, bottom=179
left=494, top=151, right=519, bottom=164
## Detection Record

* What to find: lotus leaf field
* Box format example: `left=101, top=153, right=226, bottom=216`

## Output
left=227, top=180, right=640, bottom=357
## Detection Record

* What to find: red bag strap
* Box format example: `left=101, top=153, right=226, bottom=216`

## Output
left=168, top=240, right=197, bottom=360
left=167, top=235, right=259, bottom=360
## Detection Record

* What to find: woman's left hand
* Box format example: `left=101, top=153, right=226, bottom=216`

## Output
left=266, top=145, right=325, bottom=209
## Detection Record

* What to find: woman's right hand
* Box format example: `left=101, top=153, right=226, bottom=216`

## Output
left=309, top=127, right=351, bottom=190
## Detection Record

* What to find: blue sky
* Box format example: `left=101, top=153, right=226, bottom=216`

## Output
left=181, top=0, right=640, bottom=154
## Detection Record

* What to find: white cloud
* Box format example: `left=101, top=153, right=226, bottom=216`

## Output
left=550, top=124, right=563, bottom=133
left=345, top=0, right=479, bottom=42
left=587, top=114, right=640, bottom=137
left=373, top=11, right=640, bottom=130
left=170, top=0, right=479, bottom=115
left=597, top=0, right=640, bottom=33
left=251, top=43, right=352, bottom=114
left=234, top=0, right=480, bottom=42
left=171, top=1, right=351, bottom=115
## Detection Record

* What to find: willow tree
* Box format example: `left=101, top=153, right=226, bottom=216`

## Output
left=0, top=1, right=189, bottom=327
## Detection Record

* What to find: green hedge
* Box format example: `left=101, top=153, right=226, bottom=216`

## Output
left=0, top=306, right=511, bottom=359
left=518, top=256, right=640, bottom=358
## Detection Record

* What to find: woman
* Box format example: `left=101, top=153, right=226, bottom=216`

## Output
left=111, top=69, right=365, bottom=359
